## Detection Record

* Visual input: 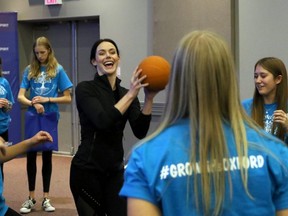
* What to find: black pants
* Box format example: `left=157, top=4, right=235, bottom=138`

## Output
left=5, top=207, right=21, bottom=216
left=26, top=151, right=52, bottom=192
left=0, top=130, right=8, bottom=181
left=69, top=164, right=127, bottom=216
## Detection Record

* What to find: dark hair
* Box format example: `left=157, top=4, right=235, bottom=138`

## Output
left=90, top=38, right=120, bottom=64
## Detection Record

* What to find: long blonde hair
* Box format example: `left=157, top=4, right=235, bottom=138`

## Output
left=28, top=36, right=58, bottom=79
left=141, top=31, right=260, bottom=215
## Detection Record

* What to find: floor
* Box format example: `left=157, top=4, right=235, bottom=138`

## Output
left=3, top=154, right=78, bottom=215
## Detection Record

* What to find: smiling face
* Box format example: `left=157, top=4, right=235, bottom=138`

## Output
left=254, top=64, right=282, bottom=102
left=91, top=41, right=120, bottom=76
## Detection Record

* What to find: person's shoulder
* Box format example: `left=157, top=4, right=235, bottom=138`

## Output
left=23, top=65, right=30, bottom=73
left=76, top=80, right=95, bottom=90
left=0, top=77, right=10, bottom=85
left=242, top=98, right=253, bottom=105
left=56, top=64, right=65, bottom=72
left=246, top=126, right=288, bottom=155
left=135, top=119, right=190, bottom=149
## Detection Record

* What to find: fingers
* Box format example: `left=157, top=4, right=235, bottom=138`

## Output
left=38, top=131, right=53, bottom=142
left=131, top=68, right=148, bottom=88
left=273, top=110, right=288, bottom=125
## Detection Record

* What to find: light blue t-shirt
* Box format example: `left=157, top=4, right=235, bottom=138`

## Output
left=0, top=77, right=14, bottom=134
left=120, top=119, right=288, bottom=215
left=20, top=64, right=73, bottom=119
left=242, top=98, right=278, bottom=134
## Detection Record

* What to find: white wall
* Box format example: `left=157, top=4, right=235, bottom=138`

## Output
left=237, top=0, right=288, bottom=100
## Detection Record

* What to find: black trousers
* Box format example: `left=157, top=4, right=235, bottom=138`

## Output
left=5, top=207, right=21, bottom=216
left=26, top=151, right=52, bottom=192
left=69, top=164, right=127, bottom=216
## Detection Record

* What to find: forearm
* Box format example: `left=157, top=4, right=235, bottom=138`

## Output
left=115, top=92, right=135, bottom=114
left=0, top=138, right=32, bottom=163
left=141, top=98, right=153, bottom=115
left=18, top=94, right=33, bottom=107
left=49, top=95, right=71, bottom=104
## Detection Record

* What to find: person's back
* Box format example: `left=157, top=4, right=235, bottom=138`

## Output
left=122, top=119, right=288, bottom=215
left=120, top=30, right=288, bottom=216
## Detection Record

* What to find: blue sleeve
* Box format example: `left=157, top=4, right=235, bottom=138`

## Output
left=57, top=65, right=73, bottom=92
left=3, top=79, right=14, bottom=103
left=20, top=67, right=30, bottom=90
left=242, top=98, right=253, bottom=116
left=269, top=145, right=288, bottom=210
left=119, top=148, right=158, bottom=206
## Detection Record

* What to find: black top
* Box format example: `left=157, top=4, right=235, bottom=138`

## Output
left=72, top=74, right=152, bottom=172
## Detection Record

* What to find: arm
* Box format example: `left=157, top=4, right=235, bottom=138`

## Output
left=18, top=88, right=33, bottom=107
left=115, top=68, right=149, bottom=114
left=273, top=110, right=288, bottom=132
left=0, top=98, right=12, bottom=112
left=31, top=88, right=72, bottom=104
left=128, top=198, right=161, bottom=216
left=0, top=131, right=52, bottom=163
left=142, top=88, right=159, bottom=115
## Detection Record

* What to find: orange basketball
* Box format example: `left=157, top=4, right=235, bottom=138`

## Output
left=138, top=55, right=170, bottom=91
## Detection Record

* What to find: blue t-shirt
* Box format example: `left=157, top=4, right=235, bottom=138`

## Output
left=120, top=119, right=288, bottom=215
left=0, top=77, right=14, bottom=134
left=20, top=64, right=73, bottom=118
left=242, top=98, right=278, bottom=134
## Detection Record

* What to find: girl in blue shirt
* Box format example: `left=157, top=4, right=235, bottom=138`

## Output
left=0, top=57, right=14, bottom=180
left=120, top=31, right=288, bottom=216
left=17, top=37, right=73, bottom=214
left=242, top=57, right=288, bottom=144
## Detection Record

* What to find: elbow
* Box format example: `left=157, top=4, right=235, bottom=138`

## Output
left=17, top=96, right=22, bottom=103
left=66, top=97, right=72, bottom=103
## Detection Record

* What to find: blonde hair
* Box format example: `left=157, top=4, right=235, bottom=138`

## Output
left=141, top=31, right=260, bottom=215
left=28, top=36, right=58, bottom=79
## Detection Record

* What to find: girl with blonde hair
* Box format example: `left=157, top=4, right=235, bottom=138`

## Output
left=120, top=31, right=288, bottom=216
left=18, top=36, right=73, bottom=214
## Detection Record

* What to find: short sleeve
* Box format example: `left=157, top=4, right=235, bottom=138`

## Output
left=270, top=146, right=288, bottom=210
left=20, top=67, right=30, bottom=90
left=119, top=148, right=158, bottom=206
left=57, top=65, right=73, bottom=92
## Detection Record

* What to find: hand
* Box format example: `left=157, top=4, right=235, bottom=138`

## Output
left=0, top=98, right=9, bottom=109
left=32, top=96, right=49, bottom=104
left=30, top=131, right=53, bottom=145
left=128, top=67, right=149, bottom=98
left=33, top=103, right=45, bottom=114
left=144, top=87, right=159, bottom=101
left=273, top=110, right=288, bottom=130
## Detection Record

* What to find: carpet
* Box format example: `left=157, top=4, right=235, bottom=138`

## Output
left=3, top=154, right=78, bottom=215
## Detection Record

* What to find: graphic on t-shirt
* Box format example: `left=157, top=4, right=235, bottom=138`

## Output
left=264, top=111, right=274, bottom=134
left=160, top=154, right=265, bottom=180
left=0, top=85, right=7, bottom=97
left=33, top=71, right=54, bottom=96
